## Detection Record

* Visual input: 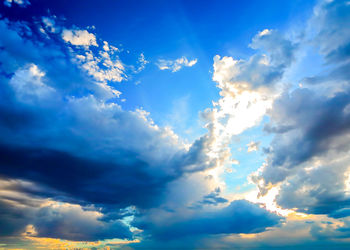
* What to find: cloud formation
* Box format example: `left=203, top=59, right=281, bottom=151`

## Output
left=0, top=181, right=133, bottom=241
left=251, top=0, right=350, bottom=219
left=62, top=29, right=98, bottom=47
left=0, top=8, right=281, bottom=245
left=247, top=141, right=260, bottom=152
left=157, top=56, right=197, bottom=72
left=133, top=200, right=281, bottom=240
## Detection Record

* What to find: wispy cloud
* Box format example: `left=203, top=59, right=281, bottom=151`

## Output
left=157, top=56, right=197, bottom=72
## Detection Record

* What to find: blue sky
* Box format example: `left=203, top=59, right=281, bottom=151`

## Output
left=2, top=0, right=350, bottom=249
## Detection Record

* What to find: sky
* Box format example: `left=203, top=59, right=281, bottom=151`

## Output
left=1, top=0, right=350, bottom=249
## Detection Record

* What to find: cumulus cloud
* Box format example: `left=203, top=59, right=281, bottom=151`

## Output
left=250, top=0, right=350, bottom=219
left=157, top=56, right=197, bottom=72
left=195, top=29, right=297, bottom=193
left=62, top=28, right=98, bottom=47
left=213, top=29, right=296, bottom=91
left=252, top=88, right=350, bottom=214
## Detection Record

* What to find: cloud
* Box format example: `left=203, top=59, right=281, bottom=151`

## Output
left=0, top=16, right=279, bottom=245
left=0, top=182, right=133, bottom=241
left=250, top=0, right=350, bottom=218
left=189, top=187, right=228, bottom=208
left=0, top=14, right=226, bottom=243
left=134, top=53, right=149, bottom=73
left=3, top=0, right=30, bottom=7
left=251, top=88, right=350, bottom=213
left=133, top=200, right=281, bottom=240
left=213, top=29, right=296, bottom=90
left=62, top=29, right=98, bottom=47
left=74, top=46, right=126, bottom=84
left=157, top=56, right=197, bottom=72
left=41, top=16, right=58, bottom=34
left=195, top=29, right=297, bottom=191
left=247, top=141, right=260, bottom=152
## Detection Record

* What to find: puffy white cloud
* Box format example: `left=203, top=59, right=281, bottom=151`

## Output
left=62, top=29, right=98, bottom=47
left=157, top=56, right=197, bottom=72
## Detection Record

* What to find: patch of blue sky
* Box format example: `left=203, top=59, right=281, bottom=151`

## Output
left=224, top=116, right=273, bottom=195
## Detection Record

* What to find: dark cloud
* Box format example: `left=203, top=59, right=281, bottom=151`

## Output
left=33, top=202, right=133, bottom=241
left=330, top=208, right=350, bottom=219
left=189, top=187, right=228, bottom=209
left=0, top=200, right=33, bottom=236
left=253, top=87, right=350, bottom=213
left=133, top=200, right=281, bottom=240
left=0, top=191, right=133, bottom=241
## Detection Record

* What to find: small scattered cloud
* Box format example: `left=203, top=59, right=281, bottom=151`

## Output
left=4, top=0, right=30, bottom=7
left=41, top=16, right=58, bottom=33
left=247, top=141, right=260, bottom=152
left=157, top=56, right=197, bottom=72
left=62, top=29, right=98, bottom=47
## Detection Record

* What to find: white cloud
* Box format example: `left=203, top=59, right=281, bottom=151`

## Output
left=157, top=56, right=197, bottom=72
left=137, top=53, right=149, bottom=72
left=9, top=64, right=56, bottom=104
left=42, top=16, right=58, bottom=33
left=75, top=49, right=125, bottom=84
left=62, top=29, right=98, bottom=47
left=247, top=141, right=260, bottom=152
